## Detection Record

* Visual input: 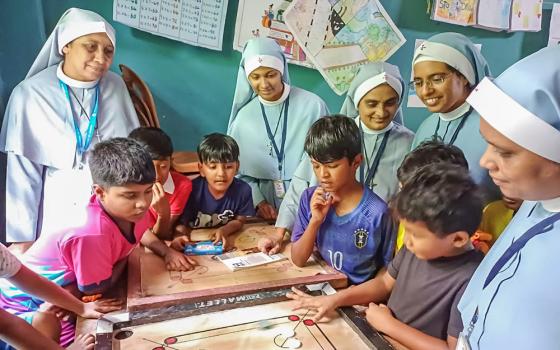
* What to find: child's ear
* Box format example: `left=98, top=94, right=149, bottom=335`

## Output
left=93, top=184, right=106, bottom=201
left=351, top=154, right=363, bottom=169
left=452, top=231, right=471, bottom=248
left=62, top=45, right=70, bottom=55
left=197, top=162, right=205, bottom=177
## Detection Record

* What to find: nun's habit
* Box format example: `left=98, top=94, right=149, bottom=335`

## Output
left=0, top=8, right=138, bottom=242
left=458, top=46, right=560, bottom=349
left=276, top=62, right=414, bottom=230
left=227, top=38, right=328, bottom=210
left=410, top=32, right=498, bottom=202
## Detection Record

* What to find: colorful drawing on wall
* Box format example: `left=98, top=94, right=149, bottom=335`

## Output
left=233, top=0, right=313, bottom=67
left=283, top=0, right=405, bottom=95
left=548, top=4, right=560, bottom=47
left=475, top=0, right=512, bottom=30
left=431, top=0, right=478, bottom=26
left=509, top=0, right=543, bottom=31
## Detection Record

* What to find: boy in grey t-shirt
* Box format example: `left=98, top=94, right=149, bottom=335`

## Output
left=288, top=162, right=484, bottom=350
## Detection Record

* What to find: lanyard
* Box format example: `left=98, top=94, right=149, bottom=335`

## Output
left=466, top=210, right=560, bottom=340
left=359, top=123, right=390, bottom=188
left=260, top=97, right=289, bottom=172
left=59, top=80, right=99, bottom=155
left=433, top=107, right=471, bottom=145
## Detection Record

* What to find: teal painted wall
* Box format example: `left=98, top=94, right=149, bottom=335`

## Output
left=35, top=0, right=556, bottom=150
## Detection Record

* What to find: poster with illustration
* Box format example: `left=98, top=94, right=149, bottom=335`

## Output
left=233, top=0, right=313, bottom=67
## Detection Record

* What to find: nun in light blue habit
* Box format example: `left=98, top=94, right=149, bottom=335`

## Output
left=275, top=62, right=414, bottom=232
left=0, top=8, right=138, bottom=244
left=227, top=38, right=328, bottom=218
left=411, top=32, right=498, bottom=202
left=457, top=46, right=560, bottom=349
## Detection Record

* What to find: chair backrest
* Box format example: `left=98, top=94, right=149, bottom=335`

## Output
left=119, top=64, right=160, bottom=128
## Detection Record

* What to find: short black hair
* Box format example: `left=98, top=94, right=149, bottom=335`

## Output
left=392, top=163, right=482, bottom=237
left=197, top=133, right=240, bottom=163
left=397, top=140, right=468, bottom=186
left=128, top=127, right=173, bottom=160
left=89, top=138, right=155, bottom=188
left=304, top=115, right=361, bottom=163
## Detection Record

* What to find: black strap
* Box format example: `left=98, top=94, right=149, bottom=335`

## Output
left=359, top=122, right=391, bottom=188
left=260, top=97, right=289, bottom=172
left=483, top=210, right=560, bottom=288
left=432, top=107, right=472, bottom=145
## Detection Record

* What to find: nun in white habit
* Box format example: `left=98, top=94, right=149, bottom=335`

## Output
left=0, top=8, right=138, bottom=249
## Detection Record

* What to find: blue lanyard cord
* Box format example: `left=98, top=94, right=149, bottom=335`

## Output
left=483, top=211, right=560, bottom=289
left=465, top=211, right=560, bottom=341
left=359, top=122, right=391, bottom=188
left=432, top=107, right=471, bottom=145
left=59, top=80, right=100, bottom=155
left=260, top=97, right=290, bottom=173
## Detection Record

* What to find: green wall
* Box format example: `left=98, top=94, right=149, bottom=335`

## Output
left=36, top=0, right=557, bottom=150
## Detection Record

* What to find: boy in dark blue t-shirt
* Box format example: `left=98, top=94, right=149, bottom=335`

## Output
left=173, top=133, right=255, bottom=250
left=290, top=115, right=396, bottom=284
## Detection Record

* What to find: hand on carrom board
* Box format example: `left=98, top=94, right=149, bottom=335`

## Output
left=287, top=287, right=338, bottom=323
left=164, top=247, right=197, bottom=271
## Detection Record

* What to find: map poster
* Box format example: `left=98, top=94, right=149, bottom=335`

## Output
left=233, top=0, right=314, bottom=67
left=283, top=0, right=405, bottom=95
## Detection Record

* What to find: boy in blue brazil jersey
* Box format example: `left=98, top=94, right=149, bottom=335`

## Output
left=290, top=115, right=396, bottom=284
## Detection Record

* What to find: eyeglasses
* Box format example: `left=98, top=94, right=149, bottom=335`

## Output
left=409, top=73, right=452, bottom=89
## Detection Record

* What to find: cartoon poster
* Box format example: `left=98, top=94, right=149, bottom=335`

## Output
left=431, top=0, right=478, bottom=26
left=283, top=0, right=405, bottom=95
left=233, top=0, right=314, bottom=67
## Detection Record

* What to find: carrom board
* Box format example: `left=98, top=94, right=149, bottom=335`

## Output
left=96, top=283, right=394, bottom=350
left=127, top=223, right=348, bottom=311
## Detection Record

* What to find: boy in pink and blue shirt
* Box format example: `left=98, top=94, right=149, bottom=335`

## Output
left=0, top=138, right=193, bottom=346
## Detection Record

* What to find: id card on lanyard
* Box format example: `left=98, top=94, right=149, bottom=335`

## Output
left=459, top=210, right=560, bottom=349
left=260, top=97, right=289, bottom=199
left=59, top=80, right=100, bottom=168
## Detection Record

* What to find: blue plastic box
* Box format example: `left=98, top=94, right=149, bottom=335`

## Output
left=184, top=241, right=224, bottom=255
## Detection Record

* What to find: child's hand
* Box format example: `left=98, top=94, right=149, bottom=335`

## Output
left=286, top=287, right=338, bottom=322
left=164, top=248, right=197, bottom=271
left=39, top=302, right=74, bottom=321
left=310, top=187, right=333, bottom=223
left=80, top=298, right=123, bottom=319
left=365, top=303, right=393, bottom=332
left=213, top=229, right=230, bottom=250
left=258, top=236, right=282, bottom=255
left=151, top=182, right=171, bottom=217
left=170, top=235, right=191, bottom=251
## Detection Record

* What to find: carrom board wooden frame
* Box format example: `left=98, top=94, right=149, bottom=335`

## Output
left=95, top=283, right=394, bottom=350
left=127, top=223, right=348, bottom=311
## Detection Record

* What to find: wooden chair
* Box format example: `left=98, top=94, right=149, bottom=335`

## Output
left=119, top=64, right=199, bottom=174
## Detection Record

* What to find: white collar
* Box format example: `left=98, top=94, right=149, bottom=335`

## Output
left=439, top=101, right=470, bottom=122
left=258, top=84, right=291, bottom=106
left=541, top=197, right=560, bottom=213
left=57, top=61, right=99, bottom=89
left=163, top=173, right=175, bottom=194
left=355, top=116, right=394, bottom=135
